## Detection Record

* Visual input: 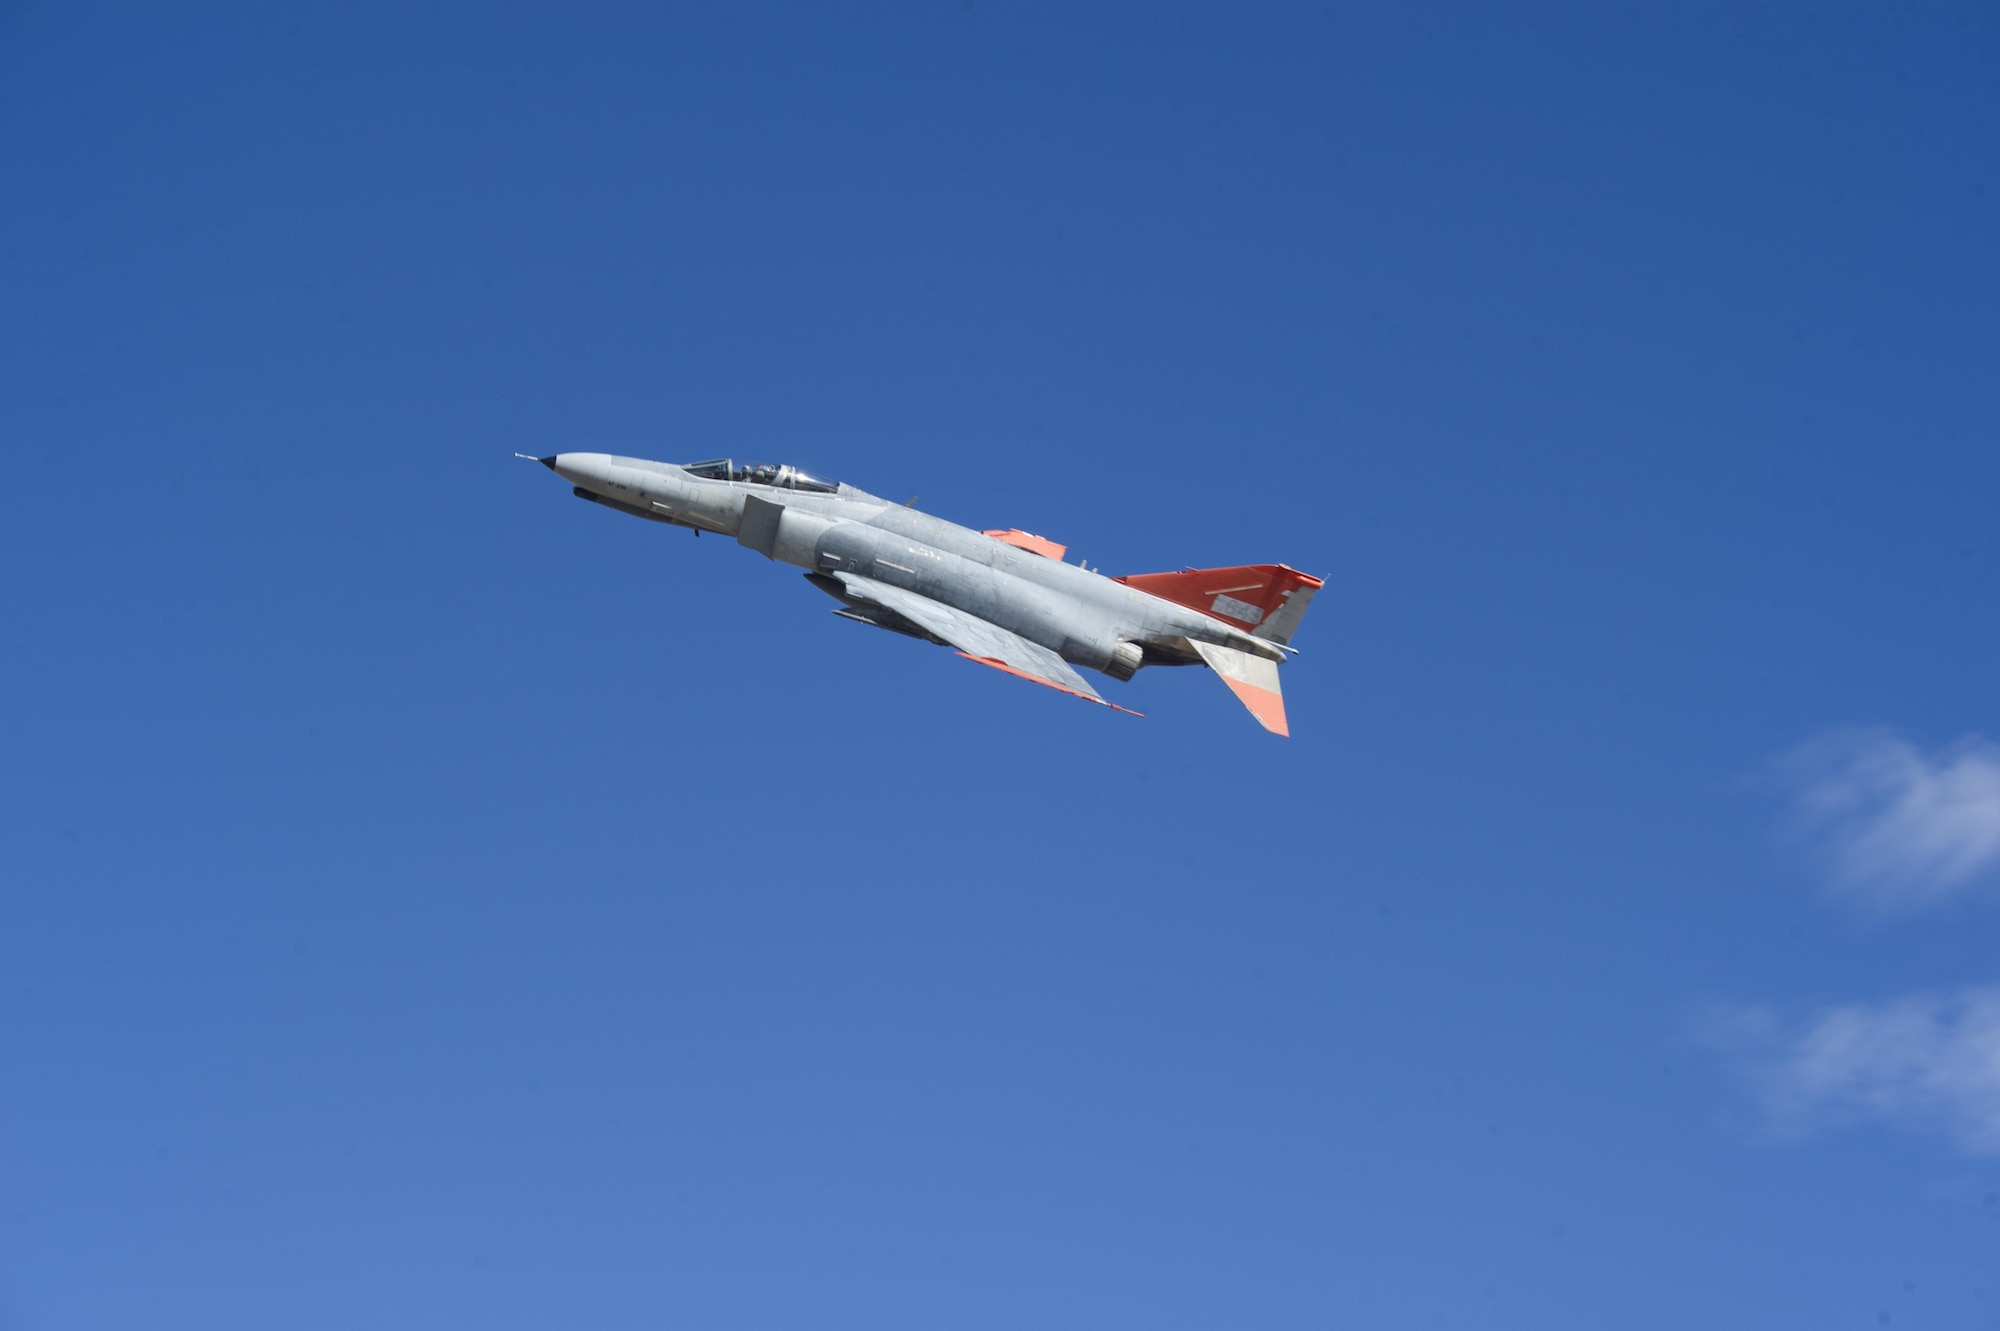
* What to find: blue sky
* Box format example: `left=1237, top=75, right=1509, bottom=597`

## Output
left=3, top=3, right=1997, bottom=1327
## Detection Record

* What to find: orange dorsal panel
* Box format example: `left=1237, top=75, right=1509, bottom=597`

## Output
left=983, top=529, right=1068, bottom=560
left=1114, top=564, right=1323, bottom=633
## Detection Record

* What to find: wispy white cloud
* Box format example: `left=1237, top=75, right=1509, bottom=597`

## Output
left=1777, top=729, right=2000, bottom=912
left=1703, top=732, right=2000, bottom=1157
left=1705, top=988, right=2000, bottom=1155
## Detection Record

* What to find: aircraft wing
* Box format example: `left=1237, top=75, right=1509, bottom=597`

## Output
left=833, top=573, right=1138, bottom=714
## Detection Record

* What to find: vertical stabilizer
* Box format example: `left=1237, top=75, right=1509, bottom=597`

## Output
left=1113, top=564, right=1323, bottom=646
left=1252, top=580, right=1318, bottom=645
left=1189, top=641, right=1289, bottom=736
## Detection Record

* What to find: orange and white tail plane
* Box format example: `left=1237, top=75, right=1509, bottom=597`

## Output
left=1111, top=563, right=1320, bottom=734
left=1188, top=641, right=1289, bottom=735
left=1112, top=564, right=1322, bottom=646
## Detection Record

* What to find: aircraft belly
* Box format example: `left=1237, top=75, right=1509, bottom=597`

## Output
left=606, top=472, right=1225, bottom=668
left=817, top=521, right=1121, bottom=665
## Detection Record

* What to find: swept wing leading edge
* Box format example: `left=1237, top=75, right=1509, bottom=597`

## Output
left=834, top=573, right=1139, bottom=713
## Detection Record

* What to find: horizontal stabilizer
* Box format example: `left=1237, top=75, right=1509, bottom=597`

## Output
left=1115, top=564, right=1323, bottom=646
left=1190, top=640, right=1289, bottom=736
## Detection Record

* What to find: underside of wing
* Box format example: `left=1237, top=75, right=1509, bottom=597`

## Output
left=833, top=574, right=1139, bottom=715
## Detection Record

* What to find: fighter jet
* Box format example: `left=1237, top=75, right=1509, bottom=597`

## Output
left=523, top=452, right=1322, bottom=735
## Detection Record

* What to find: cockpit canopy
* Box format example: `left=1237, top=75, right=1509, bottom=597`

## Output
left=682, top=459, right=840, bottom=493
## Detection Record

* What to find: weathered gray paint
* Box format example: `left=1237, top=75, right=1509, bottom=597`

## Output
left=536, top=452, right=1315, bottom=730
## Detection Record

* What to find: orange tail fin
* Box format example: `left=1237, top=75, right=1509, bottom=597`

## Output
left=1113, top=564, right=1323, bottom=646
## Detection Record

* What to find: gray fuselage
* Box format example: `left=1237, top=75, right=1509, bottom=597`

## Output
left=549, top=452, right=1283, bottom=676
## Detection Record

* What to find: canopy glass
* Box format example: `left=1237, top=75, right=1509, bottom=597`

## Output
left=682, top=459, right=840, bottom=493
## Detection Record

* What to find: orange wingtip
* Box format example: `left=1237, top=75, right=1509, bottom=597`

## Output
left=955, top=653, right=1144, bottom=716
left=982, top=529, right=1068, bottom=561
left=1219, top=678, right=1289, bottom=736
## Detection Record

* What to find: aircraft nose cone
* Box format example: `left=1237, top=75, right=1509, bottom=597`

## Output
left=546, top=452, right=618, bottom=488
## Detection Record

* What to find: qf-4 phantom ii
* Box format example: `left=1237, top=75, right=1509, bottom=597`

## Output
left=523, top=452, right=1323, bottom=735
